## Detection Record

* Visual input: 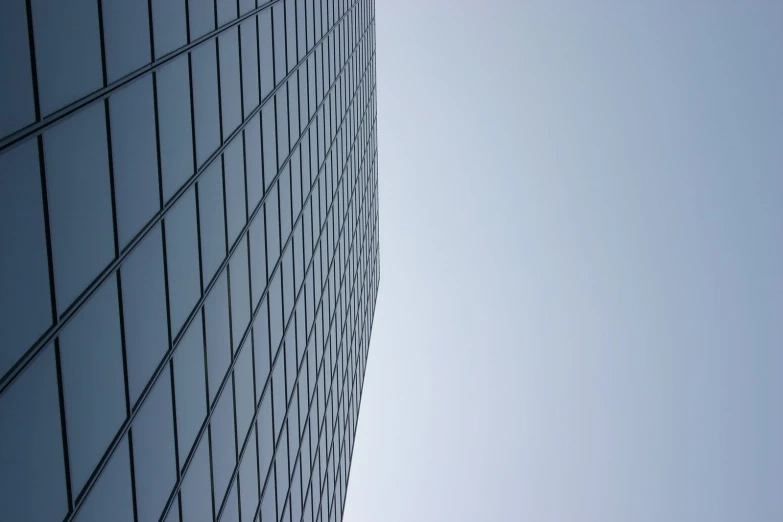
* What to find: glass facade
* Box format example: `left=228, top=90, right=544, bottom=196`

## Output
left=0, top=0, right=379, bottom=521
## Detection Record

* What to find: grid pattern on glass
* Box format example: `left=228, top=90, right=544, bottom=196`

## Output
left=0, top=1, right=379, bottom=522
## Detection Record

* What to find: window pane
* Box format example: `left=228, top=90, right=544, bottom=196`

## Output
left=218, top=27, right=242, bottom=137
left=0, top=140, right=52, bottom=377
left=233, top=340, right=254, bottom=441
left=253, top=298, right=271, bottom=403
left=102, top=0, right=151, bottom=82
left=188, top=0, right=215, bottom=41
left=181, top=435, right=213, bottom=522
left=32, top=0, right=102, bottom=116
left=109, top=76, right=160, bottom=250
left=272, top=356, right=286, bottom=438
left=151, top=0, right=187, bottom=58
left=220, top=481, right=239, bottom=522
left=60, top=276, right=126, bottom=496
left=257, top=393, right=274, bottom=481
left=239, top=426, right=260, bottom=522
left=198, top=161, right=227, bottom=286
left=224, top=138, right=247, bottom=247
left=261, top=102, right=278, bottom=190
left=245, top=114, right=264, bottom=212
left=205, top=273, right=231, bottom=403
left=0, top=0, right=35, bottom=138
left=157, top=55, right=194, bottom=202
left=268, top=269, right=284, bottom=358
left=132, top=369, right=177, bottom=522
left=265, top=186, right=281, bottom=277
left=216, top=0, right=237, bottom=26
left=121, top=225, right=169, bottom=405
left=259, top=9, right=275, bottom=99
left=241, top=19, right=260, bottom=118
left=273, top=3, right=287, bottom=85
left=192, top=41, right=221, bottom=167
left=276, top=88, right=290, bottom=168
left=285, top=0, right=297, bottom=73
left=210, top=384, right=236, bottom=506
left=74, top=436, right=134, bottom=522
left=45, top=103, right=114, bottom=313
left=230, top=238, right=251, bottom=353
left=164, top=188, right=201, bottom=337
left=249, top=213, right=267, bottom=307
left=0, top=345, right=67, bottom=522
left=173, top=313, right=207, bottom=467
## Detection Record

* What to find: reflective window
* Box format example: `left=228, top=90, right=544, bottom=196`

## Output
left=224, top=138, right=247, bottom=247
left=219, top=27, right=242, bottom=137
left=217, top=0, right=237, bottom=27
left=164, top=501, right=180, bottom=522
left=279, top=164, right=293, bottom=243
left=241, top=19, right=261, bottom=118
left=164, top=188, right=202, bottom=337
left=31, top=0, right=102, bottom=116
left=245, top=114, right=264, bottom=212
left=230, top=238, right=252, bottom=353
left=253, top=298, right=271, bottom=403
left=192, top=41, right=221, bottom=167
left=284, top=330, right=297, bottom=402
left=74, top=436, right=134, bottom=522
left=210, top=384, right=237, bottom=506
left=220, top=481, right=240, bottom=522
left=260, top=483, right=276, bottom=522
left=122, top=225, right=169, bottom=405
left=205, top=273, right=232, bottom=403
left=45, top=104, right=114, bottom=313
left=296, top=0, right=306, bottom=62
left=293, top=224, right=304, bottom=294
left=0, top=141, right=51, bottom=377
left=273, top=3, right=287, bottom=84
left=276, top=88, right=290, bottom=168
left=268, top=270, right=284, bottom=357
left=259, top=9, right=275, bottom=99
left=239, top=0, right=254, bottom=15
left=275, top=432, right=289, bottom=517
left=261, top=102, right=278, bottom=190
left=0, top=0, right=35, bottom=138
left=188, top=0, right=216, bottom=41
left=265, top=187, right=281, bottom=277
left=290, top=458, right=302, bottom=522
left=151, top=0, right=187, bottom=58
left=239, top=426, right=260, bottom=522
left=249, top=217, right=267, bottom=309
left=272, top=355, right=286, bottom=438
left=233, top=340, right=255, bottom=441
left=102, top=0, right=151, bottom=82
left=60, top=276, right=126, bottom=495
left=109, top=76, right=160, bottom=250
left=173, top=313, right=208, bottom=467
left=132, top=370, right=177, bottom=522
left=282, top=245, right=295, bottom=324
left=285, top=0, right=297, bottom=74
left=198, top=161, right=227, bottom=286
left=181, top=435, right=213, bottom=522
left=0, top=345, right=67, bottom=522
left=157, top=55, right=194, bottom=202
left=299, top=66, right=310, bottom=132
left=257, top=392, right=274, bottom=481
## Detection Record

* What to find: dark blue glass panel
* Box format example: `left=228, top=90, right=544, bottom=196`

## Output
left=157, top=55, right=195, bottom=202
left=181, top=436, right=213, bottom=522
left=233, top=340, right=254, bottom=441
left=216, top=0, right=237, bottom=27
left=224, top=138, right=247, bottom=247
left=45, top=104, right=114, bottom=313
left=249, top=214, right=267, bottom=306
left=239, top=427, right=260, bottom=522
left=241, top=19, right=260, bottom=118
left=210, top=383, right=237, bottom=506
left=192, top=41, right=221, bottom=167
left=189, top=0, right=216, bottom=41
left=259, top=9, right=275, bottom=99
left=102, top=0, right=151, bottom=82
left=253, top=298, right=271, bottom=403
left=273, top=3, right=287, bottom=85
left=245, top=114, right=264, bottom=212
left=74, top=436, right=134, bottom=522
left=31, top=0, right=102, bottom=116
left=122, top=225, right=169, bottom=405
left=109, top=76, right=160, bottom=250
left=257, top=392, right=274, bottom=481
left=0, top=141, right=51, bottom=378
left=173, top=311, right=207, bottom=467
left=198, top=161, right=227, bottom=286
left=230, top=238, right=251, bottom=352
left=0, top=345, right=67, bottom=522
left=219, top=27, right=242, bottom=138
left=205, top=272, right=232, bottom=403
left=151, top=0, right=187, bottom=58
left=261, top=102, right=278, bottom=190
left=0, top=0, right=35, bottom=138
left=59, top=276, right=126, bottom=496
left=164, top=188, right=202, bottom=336
left=276, top=88, right=290, bottom=168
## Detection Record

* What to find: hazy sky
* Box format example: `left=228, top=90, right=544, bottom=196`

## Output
left=344, top=1, right=783, bottom=521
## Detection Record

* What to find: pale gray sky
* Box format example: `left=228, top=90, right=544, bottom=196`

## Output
left=345, top=1, right=783, bottom=521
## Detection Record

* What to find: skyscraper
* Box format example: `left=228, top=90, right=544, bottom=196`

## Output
left=0, top=0, right=379, bottom=521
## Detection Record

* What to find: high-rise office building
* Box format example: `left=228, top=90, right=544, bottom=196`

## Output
left=0, top=0, right=379, bottom=521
